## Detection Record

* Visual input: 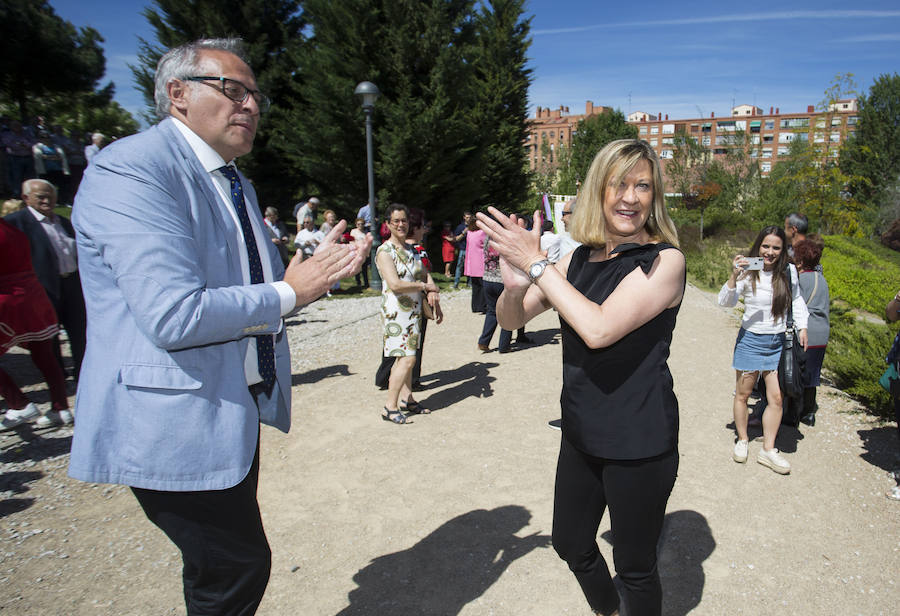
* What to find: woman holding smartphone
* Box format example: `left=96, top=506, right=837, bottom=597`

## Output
left=718, top=225, right=809, bottom=474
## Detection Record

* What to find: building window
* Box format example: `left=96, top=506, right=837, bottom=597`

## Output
left=662, top=124, right=675, bottom=134
left=762, top=148, right=772, bottom=158
left=549, top=131, right=555, bottom=138
left=701, top=136, right=711, bottom=146
left=814, top=133, right=825, bottom=143
left=763, top=135, right=774, bottom=143
left=690, top=123, right=699, bottom=132
left=778, top=146, right=790, bottom=156
left=831, top=117, right=842, bottom=126
left=847, top=116, right=859, bottom=125
left=750, top=135, right=760, bottom=144
left=713, top=148, right=727, bottom=155
left=736, top=120, right=746, bottom=131
left=816, top=119, right=826, bottom=128
left=650, top=126, right=659, bottom=134
left=639, top=126, right=647, bottom=134
left=764, top=120, right=775, bottom=130
left=780, top=118, right=809, bottom=129
left=750, top=148, right=758, bottom=158
left=660, top=150, right=673, bottom=159
left=761, top=162, right=771, bottom=173
left=717, top=120, right=736, bottom=132
left=662, top=137, right=674, bottom=145
left=650, top=139, right=658, bottom=146
left=701, top=123, right=712, bottom=132
left=778, top=133, right=794, bottom=143
left=830, top=133, right=840, bottom=142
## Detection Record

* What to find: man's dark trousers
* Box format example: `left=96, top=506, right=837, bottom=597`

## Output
left=131, top=442, right=271, bottom=616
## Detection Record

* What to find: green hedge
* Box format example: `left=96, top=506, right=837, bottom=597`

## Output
left=819, top=235, right=900, bottom=316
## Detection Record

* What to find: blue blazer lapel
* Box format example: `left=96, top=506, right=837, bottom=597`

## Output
left=159, top=120, right=244, bottom=279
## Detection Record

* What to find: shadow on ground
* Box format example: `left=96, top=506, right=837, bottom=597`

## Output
left=600, top=509, right=715, bottom=616
left=292, top=364, right=353, bottom=387
left=335, top=505, right=550, bottom=615
left=858, top=425, right=899, bottom=472
left=0, top=470, right=45, bottom=518
left=414, top=361, right=499, bottom=411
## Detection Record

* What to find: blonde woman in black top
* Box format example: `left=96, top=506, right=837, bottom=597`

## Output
left=477, top=140, right=685, bottom=616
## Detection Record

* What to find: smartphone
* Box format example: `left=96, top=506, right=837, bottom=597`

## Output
left=743, top=257, right=764, bottom=271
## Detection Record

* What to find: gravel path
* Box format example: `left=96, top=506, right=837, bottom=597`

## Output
left=1, top=285, right=898, bottom=615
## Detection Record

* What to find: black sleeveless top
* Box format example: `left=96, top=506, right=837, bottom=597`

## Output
left=560, top=242, right=683, bottom=460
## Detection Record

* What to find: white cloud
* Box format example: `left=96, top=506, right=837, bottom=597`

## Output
left=533, top=10, right=900, bottom=35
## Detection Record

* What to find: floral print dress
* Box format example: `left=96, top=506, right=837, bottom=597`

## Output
left=377, top=241, right=426, bottom=357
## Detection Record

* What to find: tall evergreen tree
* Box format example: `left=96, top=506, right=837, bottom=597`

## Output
left=470, top=0, right=532, bottom=212
left=273, top=0, right=493, bottom=223
left=130, top=0, right=305, bottom=206
left=0, top=0, right=106, bottom=120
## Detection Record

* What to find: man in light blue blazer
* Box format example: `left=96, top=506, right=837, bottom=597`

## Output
left=69, top=38, right=370, bottom=615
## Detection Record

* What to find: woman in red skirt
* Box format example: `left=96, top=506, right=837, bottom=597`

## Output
left=1, top=218, right=72, bottom=429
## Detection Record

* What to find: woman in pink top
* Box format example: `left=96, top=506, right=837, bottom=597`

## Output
left=464, top=216, right=486, bottom=313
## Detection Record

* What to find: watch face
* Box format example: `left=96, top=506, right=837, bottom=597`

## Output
left=530, top=260, right=546, bottom=279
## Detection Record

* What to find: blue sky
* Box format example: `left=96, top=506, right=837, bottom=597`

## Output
left=50, top=0, right=900, bottom=125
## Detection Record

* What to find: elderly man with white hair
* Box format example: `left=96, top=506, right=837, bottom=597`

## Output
left=4, top=178, right=86, bottom=390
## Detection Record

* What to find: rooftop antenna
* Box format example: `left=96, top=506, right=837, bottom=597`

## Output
left=627, top=91, right=632, bottom=115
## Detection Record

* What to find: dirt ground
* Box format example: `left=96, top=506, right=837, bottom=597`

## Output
left=1, top=285, right=898, bottom=615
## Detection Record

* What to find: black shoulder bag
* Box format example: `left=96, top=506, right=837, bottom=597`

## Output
left=778, top=268, right=806, bottom=424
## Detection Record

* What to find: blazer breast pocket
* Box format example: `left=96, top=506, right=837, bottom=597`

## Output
left=119, top=363, right=203, bottom=391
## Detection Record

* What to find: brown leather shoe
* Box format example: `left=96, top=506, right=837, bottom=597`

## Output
left=477, top=343, right=490, bottom=352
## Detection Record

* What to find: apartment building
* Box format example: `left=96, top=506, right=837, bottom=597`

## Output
left=526, top=101, right=608, bottom=170
left=527, top=100, right=859, bottom=182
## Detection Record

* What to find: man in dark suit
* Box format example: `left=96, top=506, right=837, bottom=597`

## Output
left=5, top=178, right=86, bottom=381
left=68, top=38, right=370, bottom=615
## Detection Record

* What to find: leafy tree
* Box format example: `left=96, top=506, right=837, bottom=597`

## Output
left=0, top=0, right=106, bottom=120
left=470, top=0, right=532, bottom=212
left=131, top=0, right=306, bottom=207
left=8, top=83, right=139, bottom=139
left=840, top=73, right=900, bottom=227
left=554, top=109, right=636, bottom=194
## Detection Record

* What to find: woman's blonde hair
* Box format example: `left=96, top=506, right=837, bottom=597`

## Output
left=1, top=199, right=24, bottom=217
left=569, top=139, right=678, bottom=249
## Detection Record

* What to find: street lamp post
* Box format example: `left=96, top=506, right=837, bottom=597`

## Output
left=355, top=81, right=381, bottom=290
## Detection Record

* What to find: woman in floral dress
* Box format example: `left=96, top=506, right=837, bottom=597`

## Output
left=375, top=203, right=440, bottom=424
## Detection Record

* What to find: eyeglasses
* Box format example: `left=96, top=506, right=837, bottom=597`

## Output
left=184, top=76, right=271, bottom=113
left=561, top=210, right=572, bottom=216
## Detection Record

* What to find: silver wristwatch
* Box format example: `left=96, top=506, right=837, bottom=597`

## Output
left=528, top=259, right=550, bottom=283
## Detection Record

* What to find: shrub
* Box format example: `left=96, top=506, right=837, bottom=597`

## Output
left=820, top=235, right=900, bottom=315
left=824, top=308, right=895, bottom=419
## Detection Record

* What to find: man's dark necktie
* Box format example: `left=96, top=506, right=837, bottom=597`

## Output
left=219, top=165, right=276, bottom=387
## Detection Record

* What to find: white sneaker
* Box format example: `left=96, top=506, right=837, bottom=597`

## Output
left=733, top=439, right=749, bottom=463
left=887, top=486, right=900, bottom=501
left=757, top=448, right=791, bottom=474
left=35, top=410, right=74, bottom=429
left=1, top=403, right=40, bottom=430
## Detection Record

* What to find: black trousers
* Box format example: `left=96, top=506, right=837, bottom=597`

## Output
left=470, top=276, right=485, bottom=313
left=53, top=273, right=87, bottom=381
left=132, top=442, right=271, bottom=616
left=552, top=437, right=678, bottom=616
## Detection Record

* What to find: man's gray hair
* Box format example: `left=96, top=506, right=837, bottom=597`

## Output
left=22, top=178, right=57, bottom=197
left=154, top=38, right=249, bottom=119
left=264, top=206, right=278, bottom=217
left=786, top=212, right=808, bottom=234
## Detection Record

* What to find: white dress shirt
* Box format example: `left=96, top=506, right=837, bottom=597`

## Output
left=27, top=206, right=78, bottom=275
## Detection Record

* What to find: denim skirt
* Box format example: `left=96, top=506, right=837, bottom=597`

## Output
left=732, top=328, right=785, bottom=372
